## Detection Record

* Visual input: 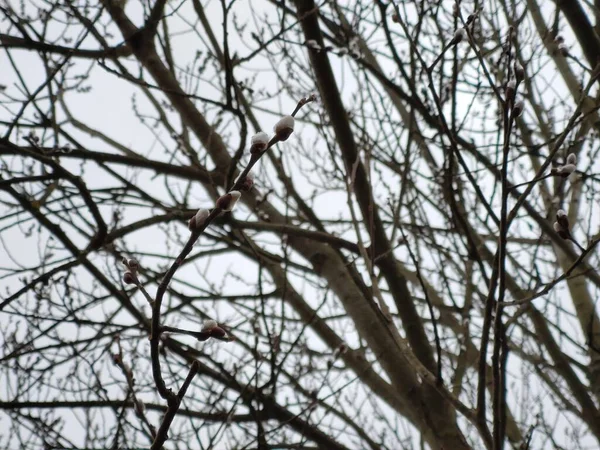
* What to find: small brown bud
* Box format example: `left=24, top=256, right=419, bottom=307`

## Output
left=239, top=176, right=254, bottom=192
left=210, top=326, right=227, bottom=339
left=513, top=62, right=524, bottom=82
left=505, top=79, right=516, bottom=101
left=553, top=221, right=570, bottom=240
left=123, top=271, right=136, bottom=285
left=188, top=215, right=197, bottom=231
left=512, top=100, right=524, bottom=118
left=127, top=258, right=139, bottom=270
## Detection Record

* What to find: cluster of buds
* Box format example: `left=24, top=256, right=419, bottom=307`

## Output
left=552, top=209, right=585, bottom=253
left=216, top=190, right=241, bottom=211
left=188, top=208, right=210, bottom=232
left=551, top=153, right=577, bottom=178
left=122, top=257, right=139, bottom=285
left=553, top=209, right=572, bottom=240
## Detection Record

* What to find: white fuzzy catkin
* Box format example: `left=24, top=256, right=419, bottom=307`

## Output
left=274, top=115, right=295, bottom=134
left=557, top=164, right=576, bottom=175
left=194, top=208, right=210, bottom=226
left=202, top=320, right=218, bottom=331
left=216, top=191, right=242, bottom=211
left=251, top=132, right=269, bottom=146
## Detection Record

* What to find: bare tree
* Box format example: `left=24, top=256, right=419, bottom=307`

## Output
left=1, top=0, right=600, bottom=449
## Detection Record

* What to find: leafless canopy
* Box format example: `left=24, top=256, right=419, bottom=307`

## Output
left=1, top=0, right=600, bottom=449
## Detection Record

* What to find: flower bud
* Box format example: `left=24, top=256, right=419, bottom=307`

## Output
left=513, top=61, right=524, bottom=82
left=123, top=271, right=136, bottom=285
left=512, top=100, right=524, bottom=117
left=273, top=115, right=295, bottom=141
left=452, top=28, right=465, bottom=44
left=210, top=326, right=227, bottom=339
left=238, top=175, right=254, bottom=192
left=305, top=39, right=322, bottom=51
left=553, top=221, right=570, bottom=240
left=558, top=43, right=568, bottom=57
left=188, top=215, right=197, bottom=231
left=566, top=153, right=577, bottom=165
left=391, top=13, right=399, bottom=23
left=194, top=208, right=210, bottom=226
left=505, top=79, right=516, bottom=101
left=250, top=132, right=270, bottom=154
left=556, top=164, right=576, bottom=177
left=202, top=320, right=218, bottom=332
left=216, top=190, right=241, bottom=211
left=127, top=258, right=139, bottom=271
left=556, top=209, right=569, bottom=230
